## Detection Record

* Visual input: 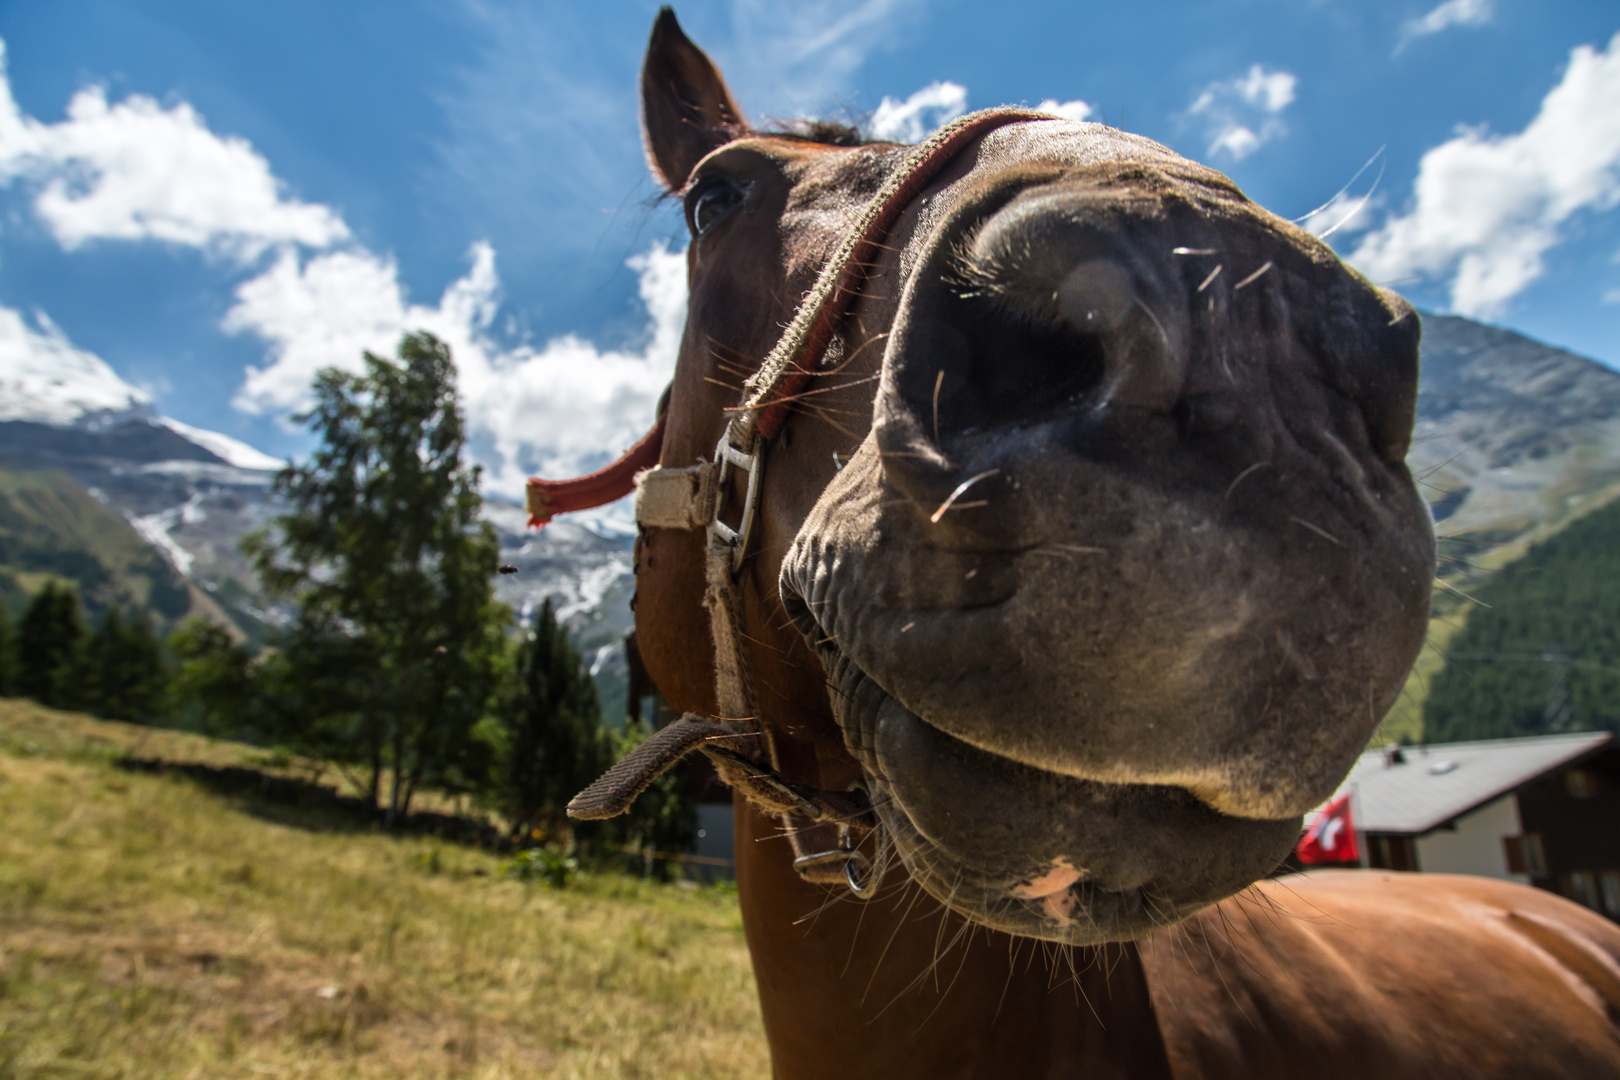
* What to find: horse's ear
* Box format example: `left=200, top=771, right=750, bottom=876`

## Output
left=641, top=8, right=746, bottom=190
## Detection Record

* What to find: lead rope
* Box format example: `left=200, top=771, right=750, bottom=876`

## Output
left=557, top=108, right=1053, bottom=894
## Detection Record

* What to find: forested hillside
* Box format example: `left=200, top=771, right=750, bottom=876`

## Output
left=1373, top=316, right=1620, bottom=744
left=1423, top=496, right=1620, bottom=743
left=0, top=458, right=216, bottom=626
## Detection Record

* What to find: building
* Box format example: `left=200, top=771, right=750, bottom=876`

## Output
left=1316, top=732, right=1620, bottom=919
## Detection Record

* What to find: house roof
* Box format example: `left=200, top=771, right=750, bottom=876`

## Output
left=1325, top=732, right=1613, bottom=835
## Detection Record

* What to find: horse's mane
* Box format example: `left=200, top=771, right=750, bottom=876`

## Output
left=756, top=119, right=868, bottom=147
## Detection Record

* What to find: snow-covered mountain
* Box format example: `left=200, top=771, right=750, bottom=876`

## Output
left=0, top=335, right=636, bottom=665
left=4, top=309, right=1618, bottom=708
left=0, top=307, right=154, bottom=424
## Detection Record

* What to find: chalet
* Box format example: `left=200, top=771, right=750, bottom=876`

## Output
left=1319, top=732, right=1620, bottom=919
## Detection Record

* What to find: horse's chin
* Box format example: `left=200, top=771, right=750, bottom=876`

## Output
left=822, top=646, right=1301, bottom=946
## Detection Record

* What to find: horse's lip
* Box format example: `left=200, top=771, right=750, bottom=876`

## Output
left=809, top=634, right=1301, bottom=944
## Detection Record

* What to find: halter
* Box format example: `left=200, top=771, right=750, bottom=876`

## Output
left=535, top=108, right=1051, bottom=894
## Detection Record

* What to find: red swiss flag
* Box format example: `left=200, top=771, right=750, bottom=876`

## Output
left=1296, top=793, right=1360, bottom=865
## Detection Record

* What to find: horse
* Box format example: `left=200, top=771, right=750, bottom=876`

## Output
left=532, top=10, right=1620, bottom=1077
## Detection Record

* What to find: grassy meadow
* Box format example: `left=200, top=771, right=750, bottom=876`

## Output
left=0, top=699, right=767, bottom=1079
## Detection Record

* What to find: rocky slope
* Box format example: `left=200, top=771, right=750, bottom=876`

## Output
left=1407, top=314, right=1620, bottom=555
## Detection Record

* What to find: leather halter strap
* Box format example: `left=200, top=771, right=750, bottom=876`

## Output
left=525, top=107, right=1047, bottom=527
left=560, top=108, right=1055, bottom=887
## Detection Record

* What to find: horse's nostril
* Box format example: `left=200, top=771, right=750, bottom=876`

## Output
left=915, top=296, right=1109, bottom=441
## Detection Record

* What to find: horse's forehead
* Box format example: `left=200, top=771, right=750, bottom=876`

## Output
left=946, top=122, right=1253, bottom=229
left=977, top=120, right=1190, bottom=172
left=767, top=122, right=1256, bottom=269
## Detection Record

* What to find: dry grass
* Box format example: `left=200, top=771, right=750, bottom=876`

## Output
left=0, top=699, right=767, bottom=1079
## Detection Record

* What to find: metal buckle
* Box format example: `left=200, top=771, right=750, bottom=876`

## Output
left=790, top=821, right=885, bottom=899
left=706, top=428, right=763, bottom=575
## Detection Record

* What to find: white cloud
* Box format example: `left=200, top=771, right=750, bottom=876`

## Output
left=0, top=300, right=293, bottom=469
left=0, top=34, right=687, bottom=507
left=869, top=81, right=967, bottom=143
left=0, top=304, right=152, bottom=423
left=226, top=240, right=686, bottom=503
left=1349, top=32, right=1620, bottom=316
left=1185, top=65, right=1297, bottom=160
left=1605, top=287, right=1620, bottom=305
left=0, top=39, right=346, bottom=261
left=1036, top=98, right=1094, bottom=123
left=1397, top=0, right=1493, bottom=52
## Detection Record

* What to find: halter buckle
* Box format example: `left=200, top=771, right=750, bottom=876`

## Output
left=707, top=426, right=763, bottom=575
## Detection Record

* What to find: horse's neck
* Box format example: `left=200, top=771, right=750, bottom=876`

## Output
left=733, top=799, right=1176, bottom=1080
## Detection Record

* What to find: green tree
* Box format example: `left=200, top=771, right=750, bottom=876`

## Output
left=0, top=602, right=19, bottom=696
left=18, top=582, right=85, bottom=708
left=495, top=600, right=613, bottom=844
left=245, top=332, right=504, bottom=823
left=82, top=607, right=170, bottom=723
left=169, top=618, right=256, bottom=734
left=1425, top=499, right=1620, bottom=742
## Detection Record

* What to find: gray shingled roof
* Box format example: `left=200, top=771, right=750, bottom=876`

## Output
left=1324, top=732, right=1612, bottom=835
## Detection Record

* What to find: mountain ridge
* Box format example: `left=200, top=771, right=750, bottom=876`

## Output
left=3, top=310, right=1617, bottom=732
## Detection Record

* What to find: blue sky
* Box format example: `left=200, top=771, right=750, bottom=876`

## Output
left=0, top=0, right=1616, bottom=495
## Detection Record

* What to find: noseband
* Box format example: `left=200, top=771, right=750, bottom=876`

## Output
left=531, top=108, right=1052, bottom=893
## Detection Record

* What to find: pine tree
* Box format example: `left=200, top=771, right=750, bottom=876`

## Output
left=0, top=602, right=20, bottom=696
left=83, top=608, right=171, bottom=723
left=498, top=600, right=613, bottom=844
left=169, top=618, right=256, bottom=735
left=18, top=582, right=85, bottom=708
left=1424, top=497, right=1620, bottom=742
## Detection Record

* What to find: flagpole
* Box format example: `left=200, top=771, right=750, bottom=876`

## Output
left=1351, top=780, right=1368, bottom=868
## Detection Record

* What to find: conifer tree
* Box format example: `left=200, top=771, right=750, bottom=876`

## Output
left=83, top=608, right=171, bottom=723
left=169, top=618, right=257, bottom=735
left=498, top=599, right=613, bottom=844
left=18, top=582, right=85, bottom=708
left=0, top=603, right=19, bottom=696
left=1424, top=499, right=1620, bottom=742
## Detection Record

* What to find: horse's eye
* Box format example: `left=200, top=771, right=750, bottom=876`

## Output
left=689, top=180, right=744, bottom=237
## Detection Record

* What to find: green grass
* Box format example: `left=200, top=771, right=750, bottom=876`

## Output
left=0, top=698, right=766, bottom=1079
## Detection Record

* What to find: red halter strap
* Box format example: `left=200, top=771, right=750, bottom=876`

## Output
left=525, top=107, right=1049, bottom=528
left=525, top=408, right=666, bottom=527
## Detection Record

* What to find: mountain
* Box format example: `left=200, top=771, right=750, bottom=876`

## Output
left=1370, top=315, right=1620, bottom=743
left=0, top=339, right=639, bottom=708
left=3, top=310, right=1618, bottom=732
left=1406, top=314, right=1620, bottom=551
left=0, top=456, right=236, bottom=629
left=0, top=417, right=289, bottom=640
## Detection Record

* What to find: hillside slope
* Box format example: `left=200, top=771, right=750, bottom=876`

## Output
left=1421, top=498, right=1620, bottom=743
left=0, top=698, right=764, bottom=1078
left=1407, top=314, right=1620, bottom=551
left=0, top=459, right=227, bottom=627
left=1374, top=317, right=1620, bottom=744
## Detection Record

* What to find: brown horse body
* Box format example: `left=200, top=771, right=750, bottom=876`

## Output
left=599, top=11, right=1620, bottom=1076
left=740, top=809, right=1620, bottom=1077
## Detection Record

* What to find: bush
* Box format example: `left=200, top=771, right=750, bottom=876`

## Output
left=502, top=843, right=580, bottom=888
